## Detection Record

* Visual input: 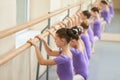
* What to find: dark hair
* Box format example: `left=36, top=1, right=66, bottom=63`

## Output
left=91, top=7, right=99, bottom=13
left=101, top=0, right=108, bottom=5
left=82, top=10, right=91, bottom=19
left=69, top=26, right=83, bottom=40
left=81, top=21, right=89, bottom=29
left=56, top=27, right=83, bottom=42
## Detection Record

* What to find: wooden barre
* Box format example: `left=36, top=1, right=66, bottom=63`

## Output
left=0, top=25, right=61, bottom=65
left=0, top=2, right=84, bottom=39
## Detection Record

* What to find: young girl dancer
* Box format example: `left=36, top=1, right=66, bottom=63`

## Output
left=91, top=7, right=102, bottom=40
left=80, top=21, right=92, bottom=60
left=69, top=26, right=89, bottom=80
left=100, top=0, right=111, bottom=23
left=27, top=28, right=74, bottom=80
left=80, top=10, right=94, bottom=45
left=90, top=7, right=102, bottom=53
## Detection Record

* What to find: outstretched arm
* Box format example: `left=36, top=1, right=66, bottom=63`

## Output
left=35, top=35, right=60, bottom=56
left=27, top=39, right=56, bottom=65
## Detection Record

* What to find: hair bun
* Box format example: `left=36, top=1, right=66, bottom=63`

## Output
left=77, top=26, right=84, bottom=33
left=66, top=29, right=74, bottom=37
left=72, top=28, right=78, bottom=35
left=72, top=26, right=83, bottom=35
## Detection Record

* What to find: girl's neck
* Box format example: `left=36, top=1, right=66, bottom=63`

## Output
left=74, top=39, right=81, bottom=49
left=95, top=14, right=100, bottom=19
left=74, top=39, right=84, bottom=54
left=73, top=40, right=79, bottom=49
left=83, top=30, right=88, bottom=34
left=104, top=5, right=109, bottom=10
left=61, top=44, right=70, bottom=54
left=61, top=44, right=72, bottom=58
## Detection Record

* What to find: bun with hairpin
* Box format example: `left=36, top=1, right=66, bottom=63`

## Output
left=66, top=26, right=83, bottom=40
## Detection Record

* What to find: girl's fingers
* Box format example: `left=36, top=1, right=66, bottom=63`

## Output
left=53, top=26, right=58, bottom=30
left=45, top=29, right=54, bottom=35
left=27, top=38, right=33, bottom=45
left=58, top=22, right=63, bottom=27
left=45, top=29, right=51, bottom=33
left=35, top=35, right=41, bottom=40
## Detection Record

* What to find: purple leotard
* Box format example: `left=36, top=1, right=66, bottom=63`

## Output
left=54, top=53, right=73, bottom=80
left=88, top=25, right=94, bottom=44
left=70, top=48, right=89, bottom=80
left=93, top=18, right=102, bottom=39
left=81, top=34, right=92, bottom=60
left=109, top=3, right=114, bottom=18
left=101, top=7, right=111, bottom=23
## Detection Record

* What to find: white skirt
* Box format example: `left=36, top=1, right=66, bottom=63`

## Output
left=74, top=74, right=85, bottom=80
left=57, top=74, right=84, bottom=80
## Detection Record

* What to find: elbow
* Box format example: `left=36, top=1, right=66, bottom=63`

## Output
left=39, top=62, right=45, bottom=65
left=38, top=60, right=46, bottom=65
left=47, top=50, right=53, bottom=56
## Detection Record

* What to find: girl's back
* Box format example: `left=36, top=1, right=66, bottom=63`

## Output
left=93, top=18, right=102, bottom=39
left=54, top=52, right=73, bottom=80
left=109, top=2, right=114, bottom=18
left=101, top=7, right=111, bottom=23
left=81, top=34, right=92, bottom=60
left=87, top=25, right=94, bottom=44
left=71, top=48, right=88, bottom=80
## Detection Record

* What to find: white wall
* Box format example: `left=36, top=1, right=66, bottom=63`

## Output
left=0, top=0, right=16, bottom=30
left=30, top=0, right=50, bottom=20
left=50, top=0, right=61, bottom=11
left=0, top=0, right=16, bottom=58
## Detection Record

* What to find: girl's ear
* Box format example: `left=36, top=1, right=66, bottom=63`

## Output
left=71, top=39, right=76, bottom=43
left=71, top=39, right=75, bottom=42
left=95, top=12, right=98, bottom=14
left=61, top=38, right=66, bottom=43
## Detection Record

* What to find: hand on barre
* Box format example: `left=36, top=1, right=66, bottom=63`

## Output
left=78, top=10, right=82, bottom=14
left=35, top=34, right=60, bottom=56
left=72, top=15, right=81, bottom=26
left=52, top=26, right=59, bottom=30
left=27, top=38, right=57, bottom=66
left=45, top=29, right=55, bottom=39
left=57, top=22, right=66, bottom=28
left=66, top=17, right=74, bottom=28
left=76, top=13, right=82, bottom=25
left=35, top=35, right=44, bottom=41
left=77, top=10, right=82, bottom=16
left=27, top=38, right=38, bottom=47
left=61, top=22, right=67, bottom=28
left=76, top=12, right=80, bottom=17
